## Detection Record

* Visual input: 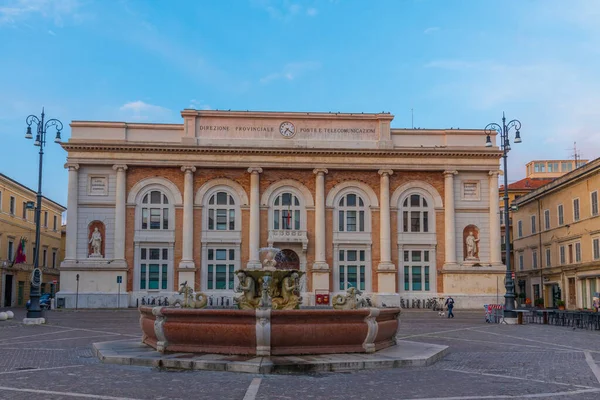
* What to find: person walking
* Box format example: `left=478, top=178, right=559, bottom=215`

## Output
left=445, top=296, right=455, bottom=318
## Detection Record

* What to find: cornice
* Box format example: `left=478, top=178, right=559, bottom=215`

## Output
left=62, top=142, right=502, bottom=158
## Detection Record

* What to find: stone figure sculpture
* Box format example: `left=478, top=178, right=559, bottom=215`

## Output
left=234, top=271, right=259, bottom=310
left=272, top=272, right=302, bottom=310
left=89, top=227, right=102, bottom=257
left=262, top=250, right=277, bottom=271
left=332, top=287, right=372, bottom=310
left=465, top=231, right=480, bottom=259
left=170, top=281, right=207, bottom=309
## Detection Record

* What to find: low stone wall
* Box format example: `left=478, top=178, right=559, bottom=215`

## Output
left=139, top=306, right=401, bottom=356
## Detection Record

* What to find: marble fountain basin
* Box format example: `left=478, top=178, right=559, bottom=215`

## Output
left=139, top=306, right=401, bottom=356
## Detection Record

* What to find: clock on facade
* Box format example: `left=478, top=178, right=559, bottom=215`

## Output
left=279, top=121, right=296, bottom=138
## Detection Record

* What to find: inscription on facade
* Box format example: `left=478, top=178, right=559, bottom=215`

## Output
left=89, top=176, right=108, bottom=196
left=462, top=181, right=480, bottom=200
left=197, top=125, right=376, bottom=134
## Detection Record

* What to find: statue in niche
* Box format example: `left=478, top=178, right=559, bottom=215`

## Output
left=89, top=227, right=103, bottom=258
left=463, top=225, right=481, bottom=262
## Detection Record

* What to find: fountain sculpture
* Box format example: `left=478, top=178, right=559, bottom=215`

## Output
left=139, top=247, right=401, bottom=356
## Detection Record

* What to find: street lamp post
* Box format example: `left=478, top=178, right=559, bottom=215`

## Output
left=485, top=113, right=522, bottom=320
left=24, top=108, right=62, bottom=320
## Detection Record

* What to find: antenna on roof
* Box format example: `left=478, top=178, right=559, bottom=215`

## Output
left=569, top=141, right=583, bottom=167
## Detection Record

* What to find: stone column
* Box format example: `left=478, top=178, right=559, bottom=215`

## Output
left=312, top=168, right=329, bottom=270
left=311, top=168, right=330, bottom=303
left=376, top=169, right=397, bottom=306
left=65, top=163, right=79, bottom=261
left=378, top=170, right=394, bottom=270
left=444, top=170, right=458, bottom=267
left=179, top=166, right=196, bottom=270
left=489, top=171, right=502, bottom=265
left=247, top=167, right=263, bottom=269
left=113, top=165, right=128, bottom=261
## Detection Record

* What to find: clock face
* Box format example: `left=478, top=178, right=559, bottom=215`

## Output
left=279, top=121, right=296, bottom=138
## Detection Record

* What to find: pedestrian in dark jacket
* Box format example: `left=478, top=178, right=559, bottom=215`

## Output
left=445, top=296, right=455, bottom=318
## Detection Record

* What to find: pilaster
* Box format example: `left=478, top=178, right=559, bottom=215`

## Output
left=489, top=170, right=502, bottom=266
left=247, top=167, right=263, bottom=270
left=65, top=163, right=79, bottom=261
left=113, top=164, right=128, bottom=262
left=443, top=170, right=458, bottom=268
left=312, top=168, right=329, bottom=271
left=179, top=166, right=196, bottom=269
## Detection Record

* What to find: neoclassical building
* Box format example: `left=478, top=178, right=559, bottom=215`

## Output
left=57, top=109, right=505, bottom=308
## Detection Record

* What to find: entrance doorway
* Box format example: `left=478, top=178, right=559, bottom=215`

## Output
left=568, top=278, right=576, bottom=308
left=3, top=274, right=13, bottom=307
left=275, top=249, right=300, bottom=270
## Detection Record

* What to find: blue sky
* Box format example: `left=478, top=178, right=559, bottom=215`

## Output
left=1, top=0, right=599, bottom=208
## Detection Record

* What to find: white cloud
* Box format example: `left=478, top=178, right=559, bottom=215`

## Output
left=260, top=61, right=321, bottom=84
left=252, top=0, right=312, bottom=21
left=188, top=99, right=211, bottom=110
left=423, top=26, right=440, bottom=34
left=0, top=0, right=83, bottom=26
left=119, top=101, right=172, bottom=122
left=47, top=29, right=55, bottom=35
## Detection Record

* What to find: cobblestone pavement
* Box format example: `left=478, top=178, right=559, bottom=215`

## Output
left=1, top=308, right=600, bottom=399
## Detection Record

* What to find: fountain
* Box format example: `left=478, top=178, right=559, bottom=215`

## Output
left=139, top=246, right=401, bottom=356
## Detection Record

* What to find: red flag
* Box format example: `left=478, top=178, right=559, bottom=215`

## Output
left=14, top=237, right=26, bottom=264
left=286, top=207, right=291, bottom=228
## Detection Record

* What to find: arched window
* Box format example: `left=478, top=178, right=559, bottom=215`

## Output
left=141, top=190, right=169, bottom=230
left=207, top=191, right=236, bottom=231
left=401, top=194, right=430, bottom=233
left=338, top=193, right=366, bottom=232
left=272, top=192, right=300, bottom=230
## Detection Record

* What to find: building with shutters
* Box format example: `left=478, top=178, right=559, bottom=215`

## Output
left=0, top=173, right=66, bottom=307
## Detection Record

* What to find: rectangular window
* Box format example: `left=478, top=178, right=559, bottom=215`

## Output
left=10, top=196, right=15, bottom=214
left=140, top=247, right=169, bottom=290
left=44, top=211, right=48, bottom=227
left=142, top=209, right=148, bottom=229
left=346, top=210, right=356, bottom=231
left=517, top=220, right=523, bottom=238
left=8, top=240, right=14, bottom=260
left=531, top=215, right=536, bottom=234
left=42, top=249, right=47, bottom=267
left=150, top=209, right=161, bottom=229
left=22, top=202, right=27, bottom=219
left=402, top=249, right=432, bottom=292
left=544, top=209, right=550, bottom=230
left=412, top=266, right=422, bottom=290
left=568, top=244, right=573, bottom=263
left=560, top=245, right=566, bottom=264
left=593, top=238, right=600, bottom=260
left=52, top=250, right=57, bottom=268
left=518, top=252, right=524, bottom=271
left=592, top=191, right=599, bottom=217
left=532, top=249, right=538, bottom=269
left=558, top=204, right=564, bottom=226
left=207, top=247, right=237, bottom=290
left=545, top=248, right=551, bottom=267
left=53, top=215, right=58, bottom=230
left=573, top=198, right=580, bottom=222
left=533, top=284, right=540, bottom=300
left=338, top=249, right=367, bottom=291
left=561, top=162, right=571, bottom=172
left=575, top=242, right=581, bottom=263
left=216, top=209, right=227, bottom=230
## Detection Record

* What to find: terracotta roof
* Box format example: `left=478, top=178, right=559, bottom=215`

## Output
left=499, top=177, right=555, bottom=191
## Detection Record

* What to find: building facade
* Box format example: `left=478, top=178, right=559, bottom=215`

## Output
left=0, top=173, right=66, bottom=307
left=58, top=109, right=506, bottom=309
left=499, top=159, right=583, bottom=288
left=512, top=158, right=600, bottom=308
